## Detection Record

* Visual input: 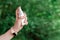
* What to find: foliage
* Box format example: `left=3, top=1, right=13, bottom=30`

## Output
left=0, top=0, right=60, bottom=40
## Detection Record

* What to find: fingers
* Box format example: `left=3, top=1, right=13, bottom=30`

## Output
left=20, top=13, right=28, bottom=26
left=24, top=19, right=28, bottom=25
left=23, top=13, right=28, bottom=25
left=16, top=7, right=28, bottom=26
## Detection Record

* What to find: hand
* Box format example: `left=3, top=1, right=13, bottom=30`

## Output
left=13, top=7, right=28, bottom=32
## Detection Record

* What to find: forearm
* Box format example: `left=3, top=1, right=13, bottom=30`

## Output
left=0, top=28, right=14, bottom=40
left=0, top=22, right=22, bottom=40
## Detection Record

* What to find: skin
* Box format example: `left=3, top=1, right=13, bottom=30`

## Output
left=0, top=7, right=28, bottom=40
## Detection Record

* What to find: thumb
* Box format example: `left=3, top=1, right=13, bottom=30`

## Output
left=16, top=8, right=19, bottom=20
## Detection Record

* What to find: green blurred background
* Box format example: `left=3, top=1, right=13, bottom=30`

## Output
left=0, top=0, right=60, bottom=40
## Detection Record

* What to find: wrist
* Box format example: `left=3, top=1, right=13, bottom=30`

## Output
left=13, top=24, right=22, bottom=33
left=11, top=27, right=18, bottom=36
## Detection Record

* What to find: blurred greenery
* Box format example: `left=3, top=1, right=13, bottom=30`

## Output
left=0, top=0, right=60, bottom=40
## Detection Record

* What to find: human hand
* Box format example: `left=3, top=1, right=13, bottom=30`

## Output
left=13, top=7, right=28, bottom=32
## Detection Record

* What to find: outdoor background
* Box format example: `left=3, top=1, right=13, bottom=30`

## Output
left=0, top=0, right=60, bottom=40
